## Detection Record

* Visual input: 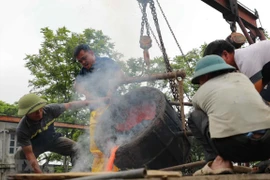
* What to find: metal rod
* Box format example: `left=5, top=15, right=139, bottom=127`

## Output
left=237, top=18, right=254, bottom=44
left=169, top=101, right=193, bottom=106
left=120, top=70, right=186, bottom=85
left=160, top=160, right=206, bottom=171
left=70, top=168, right=146, bottom=180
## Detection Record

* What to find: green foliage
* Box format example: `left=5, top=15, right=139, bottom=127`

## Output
left=0, top=101, right=18, bottom=116
left=190, top=137, right=205, bottom=162
left=172, top=43, right=207, bottom=101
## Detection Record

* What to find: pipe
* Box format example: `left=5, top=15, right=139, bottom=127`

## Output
left=70, top=168, right=146, bottom=180
left=160, top=160, right=206, bottom=171
left=120, top=70, right=186, bottom=85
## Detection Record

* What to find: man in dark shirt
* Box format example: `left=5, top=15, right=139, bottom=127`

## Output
left=74, top=44, right=123, bottom=99
left=15, top=93, right=108, bottom=173
left=73, top=44, right=124, bottom=172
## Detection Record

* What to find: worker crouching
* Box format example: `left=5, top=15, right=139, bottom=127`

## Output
left=14, top=93, right=103, bottom=173
left=188, top=55, right=270, bottom=176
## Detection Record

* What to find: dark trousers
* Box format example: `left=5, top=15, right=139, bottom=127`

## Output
left=188, top=110, right=270, bottom=163
left=14, top=137, right=78, bottom=173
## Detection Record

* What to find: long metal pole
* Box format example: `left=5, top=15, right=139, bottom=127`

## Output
left=160, top=160, right=206, bottom=171
left=120, top=70, right=186, bottom=85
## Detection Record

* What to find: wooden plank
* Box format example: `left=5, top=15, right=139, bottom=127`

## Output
left=8, top=170, right=181, bottom=180
left=0, top=115, right=88, bottom=129
left=178, top=174, right=270, bottom=180
left=8, top=172, right=113, bottom=180
left=8, top=173, right=270, bottom=180
left=146, top=170, right=181, bottom=177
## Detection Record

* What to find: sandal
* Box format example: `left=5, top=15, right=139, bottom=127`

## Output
left=193, top=161, right=233, bottom=176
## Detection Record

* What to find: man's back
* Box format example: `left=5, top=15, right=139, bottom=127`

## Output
left=192, top=72, right=270, bottom=138
left=235, top=40, right=270, bottom=83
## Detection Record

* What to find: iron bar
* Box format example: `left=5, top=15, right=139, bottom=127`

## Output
left=237, top=17, right=254, bottom=44
left=169, top=101, right=193, bottom=106
left=70, top=168, right=146, bottom=180
left=160, top=160, right=206, bottom=171
left=120, top=70, right=186, bottom=85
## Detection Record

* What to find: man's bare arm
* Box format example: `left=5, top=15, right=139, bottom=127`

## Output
left=22, top=145, right=42, bottom=173
left=254, top=79, right=264, bottom=93
left=64, top=98, right=110, bottom=111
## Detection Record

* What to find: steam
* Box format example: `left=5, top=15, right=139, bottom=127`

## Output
left=71, top=130, right=93, bottom=172
left=71, top=60, right=156, bottom=172
left=71, top=75, right=157, bottom=171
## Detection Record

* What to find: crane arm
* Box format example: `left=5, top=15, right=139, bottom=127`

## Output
left=201, top=0, right=266, bottom=44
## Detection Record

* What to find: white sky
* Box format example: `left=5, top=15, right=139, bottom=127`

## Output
left=0, top=0, right=269, bottom=104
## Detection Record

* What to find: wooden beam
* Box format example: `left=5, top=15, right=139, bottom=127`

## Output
left=8, top=172, right=270, bottom=180
left=0, top=115, right=88, bottom=130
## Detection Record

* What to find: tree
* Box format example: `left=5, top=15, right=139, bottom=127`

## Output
left=0, top=101, right=18, bottom=116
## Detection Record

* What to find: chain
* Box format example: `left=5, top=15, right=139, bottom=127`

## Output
left=155, top=0, right=192, bottom=102
left=139, top=2, right=150, bottom=36
left=138, top=2, right=161, bottom=50
left=149, top=0, right=180, bottom=110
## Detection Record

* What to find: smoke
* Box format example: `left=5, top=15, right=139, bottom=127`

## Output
left=72, top=55, right=175, bottom=171
left=72, top=63, right=157, bottom=171
left=70, top=130, right=93, bottom=172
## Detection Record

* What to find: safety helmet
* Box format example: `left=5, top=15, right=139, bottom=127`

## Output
left=191, top=55, right=235, bottom=84
left=18, top=93, right=47, bottom=116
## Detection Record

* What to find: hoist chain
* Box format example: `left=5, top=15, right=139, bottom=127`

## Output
left=140, top=2, right=150, bottom=37
left=138, top=2, right=161, bottom=50
left=155, top=0, right=192, bottom=102
left=149, top=0, right=180, bottom=109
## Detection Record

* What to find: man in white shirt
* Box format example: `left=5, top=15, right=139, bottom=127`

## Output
left=189, top=55, right=270, bottom=176
left=203, top=40, right=270, bottom=102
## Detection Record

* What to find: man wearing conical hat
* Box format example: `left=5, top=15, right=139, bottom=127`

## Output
left=188, top=55, right=270, bottom=176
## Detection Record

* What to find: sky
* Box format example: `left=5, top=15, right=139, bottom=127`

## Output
left=0, top=0, right=269, bottom=104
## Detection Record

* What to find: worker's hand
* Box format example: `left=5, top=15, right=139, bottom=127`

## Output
left=85, top=97, right=111, bottom=106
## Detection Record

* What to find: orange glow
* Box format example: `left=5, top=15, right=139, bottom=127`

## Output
left=106, top=146, right=119, bottom=171
left=115, top=103, right=156, bottom=131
